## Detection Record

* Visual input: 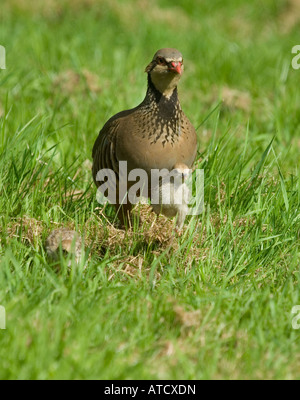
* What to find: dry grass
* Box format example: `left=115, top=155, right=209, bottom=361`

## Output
left=0, top=216, right=46, bottom=246
left=83, top=203, right=175, bottom=253
left=280, top=0, right=300, bottom=33
left=4, top=0, right=191, bottom=30
left=3, top=0, right=102, bottom=17
left=173, top=304, right=202, bottom=329
left=220, top=86, right=252, bottom=112
left=53, top=69, right=102, bottom=95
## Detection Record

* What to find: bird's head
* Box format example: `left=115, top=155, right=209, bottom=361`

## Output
left=145, top=48, right=184, bottom=98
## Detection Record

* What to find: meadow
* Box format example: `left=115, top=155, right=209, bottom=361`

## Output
left=0, top=0, right=299, bottom=379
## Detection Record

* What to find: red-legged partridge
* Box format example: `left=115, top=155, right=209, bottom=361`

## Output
left=92, top=48, right=197, bottom=227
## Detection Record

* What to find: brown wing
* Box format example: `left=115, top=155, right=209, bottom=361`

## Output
left=92, top=108, right=139, bottom=187
left=180, top=112, right=198, bottom=168
left=92, top=120, right=119, bottom=187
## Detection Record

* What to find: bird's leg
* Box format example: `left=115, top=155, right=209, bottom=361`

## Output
left=175, top=207, right=188, bottom=233
left=115, top=202, right=133, bottom=229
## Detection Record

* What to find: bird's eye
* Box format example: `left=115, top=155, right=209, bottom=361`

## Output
left=157, top=57, right=165, bottom=65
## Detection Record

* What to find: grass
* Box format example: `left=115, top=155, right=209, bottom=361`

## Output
left=0, top=0, right=300, bottom=379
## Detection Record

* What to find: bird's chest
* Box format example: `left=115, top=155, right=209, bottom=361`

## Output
left=116, top=98, right=197, bottom=173
left=140, top=113, right=181, bottom=146
left=118, top=119, right=191, bottom=173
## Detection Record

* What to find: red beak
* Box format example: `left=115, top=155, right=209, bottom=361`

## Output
left=169, top=61, right=182, bottom=75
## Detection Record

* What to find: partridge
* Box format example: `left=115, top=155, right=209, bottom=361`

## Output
left=45, top=229, right=83, bottom=267
left=151, top=163, right=191, bottom=231
left=92, top=48, right=197, bottom=227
